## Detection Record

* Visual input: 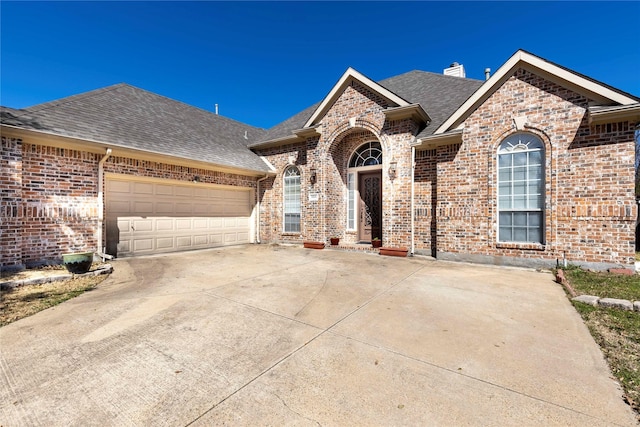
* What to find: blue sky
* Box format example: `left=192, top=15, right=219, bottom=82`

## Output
left=2, top=1, right=639, bottom=129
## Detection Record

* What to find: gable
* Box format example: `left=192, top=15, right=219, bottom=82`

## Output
left=435, top=50, right=639, bottom=135
left=303, top=67, right=411, bottom=128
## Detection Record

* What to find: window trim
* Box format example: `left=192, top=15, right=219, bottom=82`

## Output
left=283, top=166, right=301, bottom=234
left=496, top=133, right=545, bottom=244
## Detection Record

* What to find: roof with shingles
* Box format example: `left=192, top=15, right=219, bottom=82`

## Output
left=251, top=70, right=484, bottom=146
left=1, top=83, right=271, bottom=173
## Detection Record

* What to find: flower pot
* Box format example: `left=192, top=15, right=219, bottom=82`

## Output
left=330, top=238, right=340, bottom=246
left=303, top=241, right=325, bottom=250
left=371, top=239, right=382, bottom=248
left=379, top=247, right=408, bottom=257
left=62, top=252, right=94, bottom=274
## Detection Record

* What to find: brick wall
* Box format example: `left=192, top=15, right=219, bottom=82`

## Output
left=256, top=80, right=418, bottom=248
left=414, top=68, right=637, bottom=268
left=1, top=138, right=258, bottom=270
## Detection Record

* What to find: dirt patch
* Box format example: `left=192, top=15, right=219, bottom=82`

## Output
left=0, top=274, right=108, bottom=327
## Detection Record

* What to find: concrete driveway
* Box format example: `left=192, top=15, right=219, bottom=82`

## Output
left=1, top=245, right=636, bottom=426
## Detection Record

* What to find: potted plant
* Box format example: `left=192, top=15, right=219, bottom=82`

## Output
left=330, top=237, right=340, bottom=246
left=62, top=252, right=94, bottom=274
left=371, top=237, right=382, bottom=248
left=303, top=241, right=325, bottom=249
left=379, top=247, right=409, bottom=257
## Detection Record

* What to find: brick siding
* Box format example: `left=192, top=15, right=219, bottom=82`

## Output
left=0, top=137, right=257, bottom=270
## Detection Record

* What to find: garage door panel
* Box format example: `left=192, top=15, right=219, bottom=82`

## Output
left=156, top=219, right=174, bottom=231
left=156, top=202, right=174, bottom=214
left=156, top=184, right=173, bottom=196
left=133, top=201, right=153, bottom=214
left=156, top=237, right=175, bottom=250
left=107, top=177, right=252, bottom=257
left=133, top=182, right=154, bottom=195
left=133, top=238, right=154, bottom=252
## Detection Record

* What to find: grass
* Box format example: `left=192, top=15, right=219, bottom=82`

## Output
left=0, top=274, right=108, bottom=327
left=561, top=266, right=640, bottom=419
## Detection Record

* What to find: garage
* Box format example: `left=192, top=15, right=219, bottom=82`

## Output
left=105, top=175, right=253, bottom=257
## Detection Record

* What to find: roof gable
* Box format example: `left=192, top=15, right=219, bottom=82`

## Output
left=303, top=67, right=411, bottom=128
left=435, top=50, right=640, bottom=134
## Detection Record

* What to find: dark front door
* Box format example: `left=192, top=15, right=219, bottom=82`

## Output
left=358, top=171, right=382, bottom=242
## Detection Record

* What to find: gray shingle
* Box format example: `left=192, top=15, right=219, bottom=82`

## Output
left=2, top=84, right=271, bottom=173
left=252, top=70, right=483, bottom=145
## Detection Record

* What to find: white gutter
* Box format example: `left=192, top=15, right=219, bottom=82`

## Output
left=255, top=175, right=269, bottom=243
left=410, top=146, right=416, bottom=256
left=97, top=148, right=112, bottom=256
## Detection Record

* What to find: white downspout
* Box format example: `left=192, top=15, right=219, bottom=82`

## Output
left=256, top=175, right=269, bottom=243
left=97, top=148, right=112, bottom=257
left=410, top=146, right=416, bottom=256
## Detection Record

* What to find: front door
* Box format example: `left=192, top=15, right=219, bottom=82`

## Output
left=358, top=171, right=382, bottom=242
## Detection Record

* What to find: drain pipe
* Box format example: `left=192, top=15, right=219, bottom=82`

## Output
left=97, top=148, right=112, bottom=258
left=410, top=146, right=416, bottom=256
left=256, top=175, right=269, bottom=243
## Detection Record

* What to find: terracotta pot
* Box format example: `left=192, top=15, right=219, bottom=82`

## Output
left=330, top=238, right=340, bottom=246
left=379, top=247, right=408, bottom=257
left=303, top=241, right=325, bottom=249
left=371, top=239, right=382, bottom=248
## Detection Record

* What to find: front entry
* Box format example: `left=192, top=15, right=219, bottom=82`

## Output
left=358, top=171, right=382, bottom=242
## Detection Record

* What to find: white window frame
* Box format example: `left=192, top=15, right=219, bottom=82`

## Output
left=283, top=166, right=301, bottom=233
left=497, top=133, right=545, bottom=244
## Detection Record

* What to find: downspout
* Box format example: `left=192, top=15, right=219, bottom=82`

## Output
left=410, top=146, right=416, bottom=256
left=256, top=175, right=269, bottom=243
left=97, top=148, right=112, bottom=257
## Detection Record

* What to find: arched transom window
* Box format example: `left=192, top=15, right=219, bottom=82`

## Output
left=349, top=141, right=383, bottom=168
left=283, top=166, right=301, bottom=233
left=497, top=133, right=545, bottom=243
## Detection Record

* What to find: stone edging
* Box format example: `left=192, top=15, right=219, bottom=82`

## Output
left=556, top=268, right=640, bottom=313
left=0, top=264, right=113, bottom=290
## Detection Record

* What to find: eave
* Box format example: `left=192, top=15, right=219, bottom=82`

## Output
left=588, top=103, right=640, bottom=125
left=1, top=124, right=274, bottom=177
left=414, top=129, right=463, bottom=149
left=384, top=104, right=431, bottom=125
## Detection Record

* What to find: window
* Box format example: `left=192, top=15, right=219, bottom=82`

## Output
left=283, top=166, right=301, bottom=233
left=497, top=133, right=544, bottom=243
left=347, top=172, right=355, bottom=229
left=349, top=141, right=382, bottom=168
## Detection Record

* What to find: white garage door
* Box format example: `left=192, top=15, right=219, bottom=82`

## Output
left=106, top=176, right=252, bottom=257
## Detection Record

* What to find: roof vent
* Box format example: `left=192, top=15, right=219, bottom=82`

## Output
left=443, top=62, right=466, bottom=78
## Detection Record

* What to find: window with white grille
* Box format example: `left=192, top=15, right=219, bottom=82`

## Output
left=283, top=166, right=301, bottom=233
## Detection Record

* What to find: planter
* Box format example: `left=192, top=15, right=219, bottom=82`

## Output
left=303, top=241, right=325, bottom=250
left=330, top=238, right=340, bottom=246
left=62, top=252, right=94, bottom=274
left=371, top=239, right=382, bottom=248
left=379, top=247, right=408, bottom=257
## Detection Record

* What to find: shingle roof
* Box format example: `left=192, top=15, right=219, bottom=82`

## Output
left=378, top=71, right=484, bottom=138
left=252, top=70, right=483, bottom=145
left=1, top=84, right=271, bottom=173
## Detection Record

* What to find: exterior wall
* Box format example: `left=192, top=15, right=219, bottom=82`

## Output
left=256, top=81, right=418, bottom=248
left=414, top=68, right=637, bottom=269
left=0, top=137, right=257, bottom=271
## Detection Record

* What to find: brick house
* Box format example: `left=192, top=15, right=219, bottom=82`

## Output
left=2, top=50, right=639, bottom=271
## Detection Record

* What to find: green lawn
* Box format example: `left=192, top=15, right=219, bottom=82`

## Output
left=561, top=266, right=639, bottom=419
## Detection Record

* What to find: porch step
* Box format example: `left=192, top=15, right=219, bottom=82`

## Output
left=327, top=243, right=379, bottom=254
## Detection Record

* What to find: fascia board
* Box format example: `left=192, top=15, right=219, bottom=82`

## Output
left=415, top=129, right=463, bottom=149
left=435, top=50, right=639, bottom=135
left=248, top=134, right=305, bottom=149
left=303, top=67, right=410, bottom=128
left=588, top=103, right=640, bottom=125
left=1, top=124, right=270, bottom=177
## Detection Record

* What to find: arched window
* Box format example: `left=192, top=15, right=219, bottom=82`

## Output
left=283, top=166, right=301, bottom=233
left=497, top=133, right=544, bottom=243
left=349, top=141, right=382, bottom=168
